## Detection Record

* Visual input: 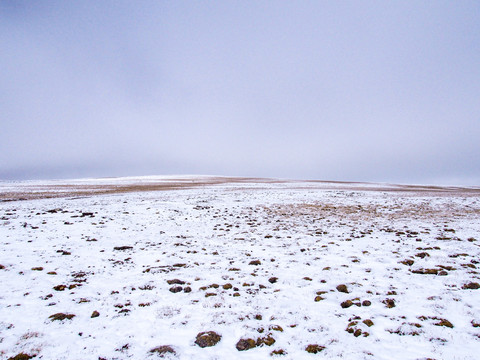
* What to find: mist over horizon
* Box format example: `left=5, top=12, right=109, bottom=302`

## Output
left=2, top=1, right=479, bottom=186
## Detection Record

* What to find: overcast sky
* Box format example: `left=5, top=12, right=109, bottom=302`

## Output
left=1, top=1, right=479, bottom=185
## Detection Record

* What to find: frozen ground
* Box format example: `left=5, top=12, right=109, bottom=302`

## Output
left=1, top=176, right=479, bottom=359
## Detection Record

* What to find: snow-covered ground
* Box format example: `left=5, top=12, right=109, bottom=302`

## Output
left=1, top=177, right=479, bottom=359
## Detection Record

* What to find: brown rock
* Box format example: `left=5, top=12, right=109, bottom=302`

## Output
left=383, top=299, right=396, bottom=308
left=91, top=311, right=100, bottom=318
left=435, top=319, right=454, bottom=328
left=167, top=279, right=185, bottom=285
left=49, top=313, right=75, bottom=321
left=149, top=345, right=176, bottom=355
left=236, top=338, right=256, bottom=351
left=305, top=344, right=325, bottom=354
left=8, top=354, right=35, bottom=360
left=256, top=335, right=276, bottom=346
left=462, top=282, right=480, bottom=290
left=363, top=319, right=374, bottom=327
left=169, top=286, right=183, bottom=293
left=336, top=284, right=349, bottom=293
left=195, top=331, right=222, bottom=348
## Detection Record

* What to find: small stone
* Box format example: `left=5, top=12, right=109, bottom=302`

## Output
left=169, top=286, right=183, bottom=293
left=336, top=284, right=349, bottom=293
left=184, top=286, right=192, bottom=293
left=195, top=331, right=222, bottom=348
left=438, top=270, right=448, bottom=276
left=113, top=246, right=133, bottom=251
left=249, top=260, right=261, bottom=266
left=383, top=298, right=395, bottom=308
left=305, top=344, right=325, bottom=354
left=435, top=319, right=454, bottom=328
left=354, top=329, right=362, bottom=337
left=167, top=279, right=186, bottom=285
left=256, top=335, right=275, bottom=346
left=7, top=354, right=35, bottom=360
left=49, top=313, right=75, bottom=321
left=149, top=345, right=176, bottom=355
left=269, top=325, right=283, bottom=332
left=236, top=338, right=256, bottom=351
left=31, top=267, right=43, bottom=271
left=268, top=277, right=278, bottom=284
left=362, top=300, right=371, bottom=307
left=314, top=296, right=324, bottom=302
left=91, top=311, right=100, bottom=318
left=363, top=319, right=374, bottom=327
left=462, top=282, right=480, bottom=290
left=341, top=300, right=353, bottom=308
left=223, top=283, right=233, bottom=290
left=271, top=349, right=286, bottom=356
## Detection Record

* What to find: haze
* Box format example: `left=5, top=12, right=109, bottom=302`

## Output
left=1, top=1, right=479, bottom=185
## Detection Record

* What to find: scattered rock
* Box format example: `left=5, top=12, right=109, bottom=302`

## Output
left=415, top=252, right=430, bottom=259
left=269, top=325, right=283, bottom=332
left=411, top=268, right=439, bottom=275
left=249, top=260, right=261, bottom=266
left=184, top=286, right=192, bottom=293
left=7, top=354, right=35, bottom=360
left=400, top=259, right=414, bottom=266
left=305, top=344, right=325, bottom=354
left=271, top=349, right=286, bottom=356
left=236, top=338, right=256, bottom=351
left=0, top=264, right=5, bottom=270
left=31, top=267, right=43, bottom=271
left=363, top=319, right=374, bottom=327
left=341, top=300, right=353, bottom=308
left=462, top=282, right=480, bottom=290
left=91, top=311, right=100, bottom=318
left=435, top=319, right=454, bottom=328
left=223, top=283, right=233, bottom=290
left=383, top=299, right=396, bottom=308
left=113, top=246, right=133, bottom=251
left=53, top=285, right=66, bottom=291
left=149, top=345, right=176, bottom=356
left=167, top=279, right=186, bottom=285
left=336, top=284, right=349, bottom=293
left=169, top=286, right=183, bottom=293
left=195, top=331, right=222, bottom=348
left=362, top=300, right=371, bottom=307
left=49, top=313, right=75, bottom=321
left=268, top=277, right=278, bottom=284
left=257, top=335, right=276, bottom=346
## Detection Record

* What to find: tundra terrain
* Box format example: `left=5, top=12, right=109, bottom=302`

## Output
left=1, top=176, right=479, bottom=359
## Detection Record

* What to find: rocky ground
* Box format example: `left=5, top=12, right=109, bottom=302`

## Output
left=1, top=177, right=479, bottom=359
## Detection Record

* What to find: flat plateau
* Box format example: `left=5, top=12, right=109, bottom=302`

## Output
left=1, top=176, right=479, bottom=359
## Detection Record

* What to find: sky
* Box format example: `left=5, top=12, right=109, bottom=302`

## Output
left=1, top=1, right=479, bottom=185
